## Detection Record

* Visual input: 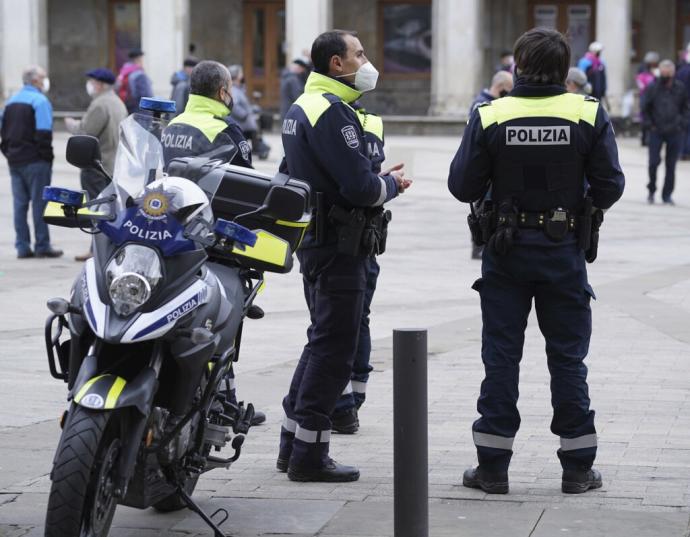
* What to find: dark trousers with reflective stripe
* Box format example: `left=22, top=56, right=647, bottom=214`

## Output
left=472, top=241, right=597, bottom=472
left=334, top=256, right=379, bottom=415
left=280, top=246, right=366, bottom=468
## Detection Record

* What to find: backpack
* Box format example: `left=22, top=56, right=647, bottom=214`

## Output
left=116, top=65, right=141, bottom=108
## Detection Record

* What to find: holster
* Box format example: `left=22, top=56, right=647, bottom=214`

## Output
left=329, top=205, right=367, bottom=256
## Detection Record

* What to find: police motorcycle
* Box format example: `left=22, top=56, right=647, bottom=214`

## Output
left=41, top=98, right=310, bottom=537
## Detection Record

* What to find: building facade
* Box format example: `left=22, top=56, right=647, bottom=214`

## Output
left=0, top=0, right=684, bottom=117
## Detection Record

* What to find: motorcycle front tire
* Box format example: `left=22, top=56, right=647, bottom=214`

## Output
left=45, top=406, right=121, bottom=537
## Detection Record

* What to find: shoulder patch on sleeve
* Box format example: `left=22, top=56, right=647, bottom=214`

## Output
left=341, top=124, right=360, bottom=148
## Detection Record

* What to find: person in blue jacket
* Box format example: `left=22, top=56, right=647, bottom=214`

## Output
left=277, top=30, right=411, bottom=483
left=448, top=28, right=624, bottom=495
left=1, top=65, right=62, bottom=259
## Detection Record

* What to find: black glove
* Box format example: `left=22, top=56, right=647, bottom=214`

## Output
left=488, top=200, right=518, bottom=256
left=488, top=225, right=517, bottom=256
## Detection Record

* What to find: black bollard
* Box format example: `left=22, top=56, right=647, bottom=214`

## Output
left=393, top=328, right=428, bottom=537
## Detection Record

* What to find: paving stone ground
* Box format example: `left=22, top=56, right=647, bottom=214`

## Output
left=1, top=131, right=690, bottom=536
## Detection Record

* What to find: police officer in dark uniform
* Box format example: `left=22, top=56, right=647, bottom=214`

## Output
left=448, top=28, right=624, bottom=494
left=277, top=30, right=411, bottom=482
left=161, top=60, right=252, bottom=169
left=331, top=106, right=391, bottom=434
left=161, top=59, right=264, bottom=426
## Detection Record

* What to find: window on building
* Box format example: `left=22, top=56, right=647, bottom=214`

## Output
left=378, top=0, right=432, bottom=76
left=528, top=1, right=595, bottom=64
left=109, top=0, right=141, bottom=72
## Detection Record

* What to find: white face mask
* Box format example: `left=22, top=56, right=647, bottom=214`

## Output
left=337, top=62, right=379, bottom=92
left=42, top=77, right=50, bottom=93
left=86, top=80, right=97, bottom=97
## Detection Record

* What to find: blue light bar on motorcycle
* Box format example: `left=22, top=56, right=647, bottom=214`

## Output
left=43, top=186, right=83, bottom=208
left=139, top=97, right=176, bottom=114
left=214, top=219, right=258, bottom=247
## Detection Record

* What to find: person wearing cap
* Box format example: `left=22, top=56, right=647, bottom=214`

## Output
left=577, top=42, right=607, bottom=101
left=280, top=57, right=310, bottom=120
left=65, top=68, right=128, bottom=261
left=170, top=56, right=199, bottom=117
left=115, top=48, right=153, bottom=114
left=565, top=67, right=591, bottom=96
left=637, top=52, right=660, bottom=147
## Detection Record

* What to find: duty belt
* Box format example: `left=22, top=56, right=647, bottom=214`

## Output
left=513, top=209, right=579, bottom=232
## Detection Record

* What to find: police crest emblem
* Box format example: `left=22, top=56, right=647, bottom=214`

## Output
left=138, top=187, right=174, bottom=220
left=341, top=125, right=360, bottom=148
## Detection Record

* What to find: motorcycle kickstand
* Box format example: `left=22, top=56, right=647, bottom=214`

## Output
left=177, top=486, right=229, bottom=537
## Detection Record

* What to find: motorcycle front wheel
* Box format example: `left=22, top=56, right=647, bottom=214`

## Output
left=45, top=405, right=121, bottom=537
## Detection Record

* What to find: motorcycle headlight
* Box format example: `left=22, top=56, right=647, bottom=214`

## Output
left=106, top=245, right=162, bottom=316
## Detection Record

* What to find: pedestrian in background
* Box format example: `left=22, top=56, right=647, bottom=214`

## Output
left=578, top=42, right=607, bottom=102
left=637, top=51, right=660, bottom=147
left=1, top=65, right=62, bottom=259
left=496, top=50, right=514, bottom=73
left=469, top=71, right=514, bottom=116
left=280, top=57, right=309, bottom=120
left=170, top=56, right=199, bottom=117
left=64, top=68, right=128, bottom=261
left=675, top=46, right=690, bottom=158
left=116, top=48, right=153, bottom=114
left=227, top=64, right=271, bottom=159
left=565, top=67, right=591, bottom=95
left=449, top=27, right=624, bottom=495
left=642, top=59, right=689, bottom=205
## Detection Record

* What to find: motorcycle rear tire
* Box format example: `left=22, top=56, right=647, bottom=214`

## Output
left=45, top=406, right=120, bottom=537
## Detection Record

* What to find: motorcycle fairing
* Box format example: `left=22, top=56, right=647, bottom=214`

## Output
left=81, top=257, right=213, bottom=343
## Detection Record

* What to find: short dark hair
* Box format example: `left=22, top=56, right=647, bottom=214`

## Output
left=311, top=30, right=357, bottom=75
left=513, top=28, right=571, bottom=85
left=190, top=60, right=230, bottom=98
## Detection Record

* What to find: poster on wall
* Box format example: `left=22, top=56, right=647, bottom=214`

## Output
left=382, top=3, right=432, bottom=74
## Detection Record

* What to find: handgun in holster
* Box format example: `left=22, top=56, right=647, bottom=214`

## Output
left=329, top=205, right=366, bottom=256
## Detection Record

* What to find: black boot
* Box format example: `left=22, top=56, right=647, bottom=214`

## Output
left=276, top=456, right=289, bottom=473
left=288, top=458, right=360, bottom=482
left=462, top=466, right=509, bottom=494
left=331, top=407, right=359, bottom=434
left=562, top=468, right=602, bottom=494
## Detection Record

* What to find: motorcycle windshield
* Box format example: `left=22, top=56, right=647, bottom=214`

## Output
left=112, top=114, right=167, bottom=211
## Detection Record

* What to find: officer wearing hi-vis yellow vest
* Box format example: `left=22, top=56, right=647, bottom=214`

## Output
left=448, top=28, right=624, bottom=495
left=277, top=30, right=412, bottom=483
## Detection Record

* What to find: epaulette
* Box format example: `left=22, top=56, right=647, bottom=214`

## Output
left=477, top=101, right=492, bottom=107
left=584, top=95, right=599, bottom=102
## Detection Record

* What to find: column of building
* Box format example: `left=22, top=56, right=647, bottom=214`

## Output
left=0, top=0, right=48, bottom=100
left=140, top=0, right=190, bottom=100
left=596, top=0, right=632, bottom=116
left=285, top=0, right=332, bottom=64
left=430, top=0, right=484, bottom=116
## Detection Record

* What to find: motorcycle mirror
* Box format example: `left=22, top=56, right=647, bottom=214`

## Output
left=66, top=135, right=103, bottom=170
left=263, top=185, right=305, bottom=221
